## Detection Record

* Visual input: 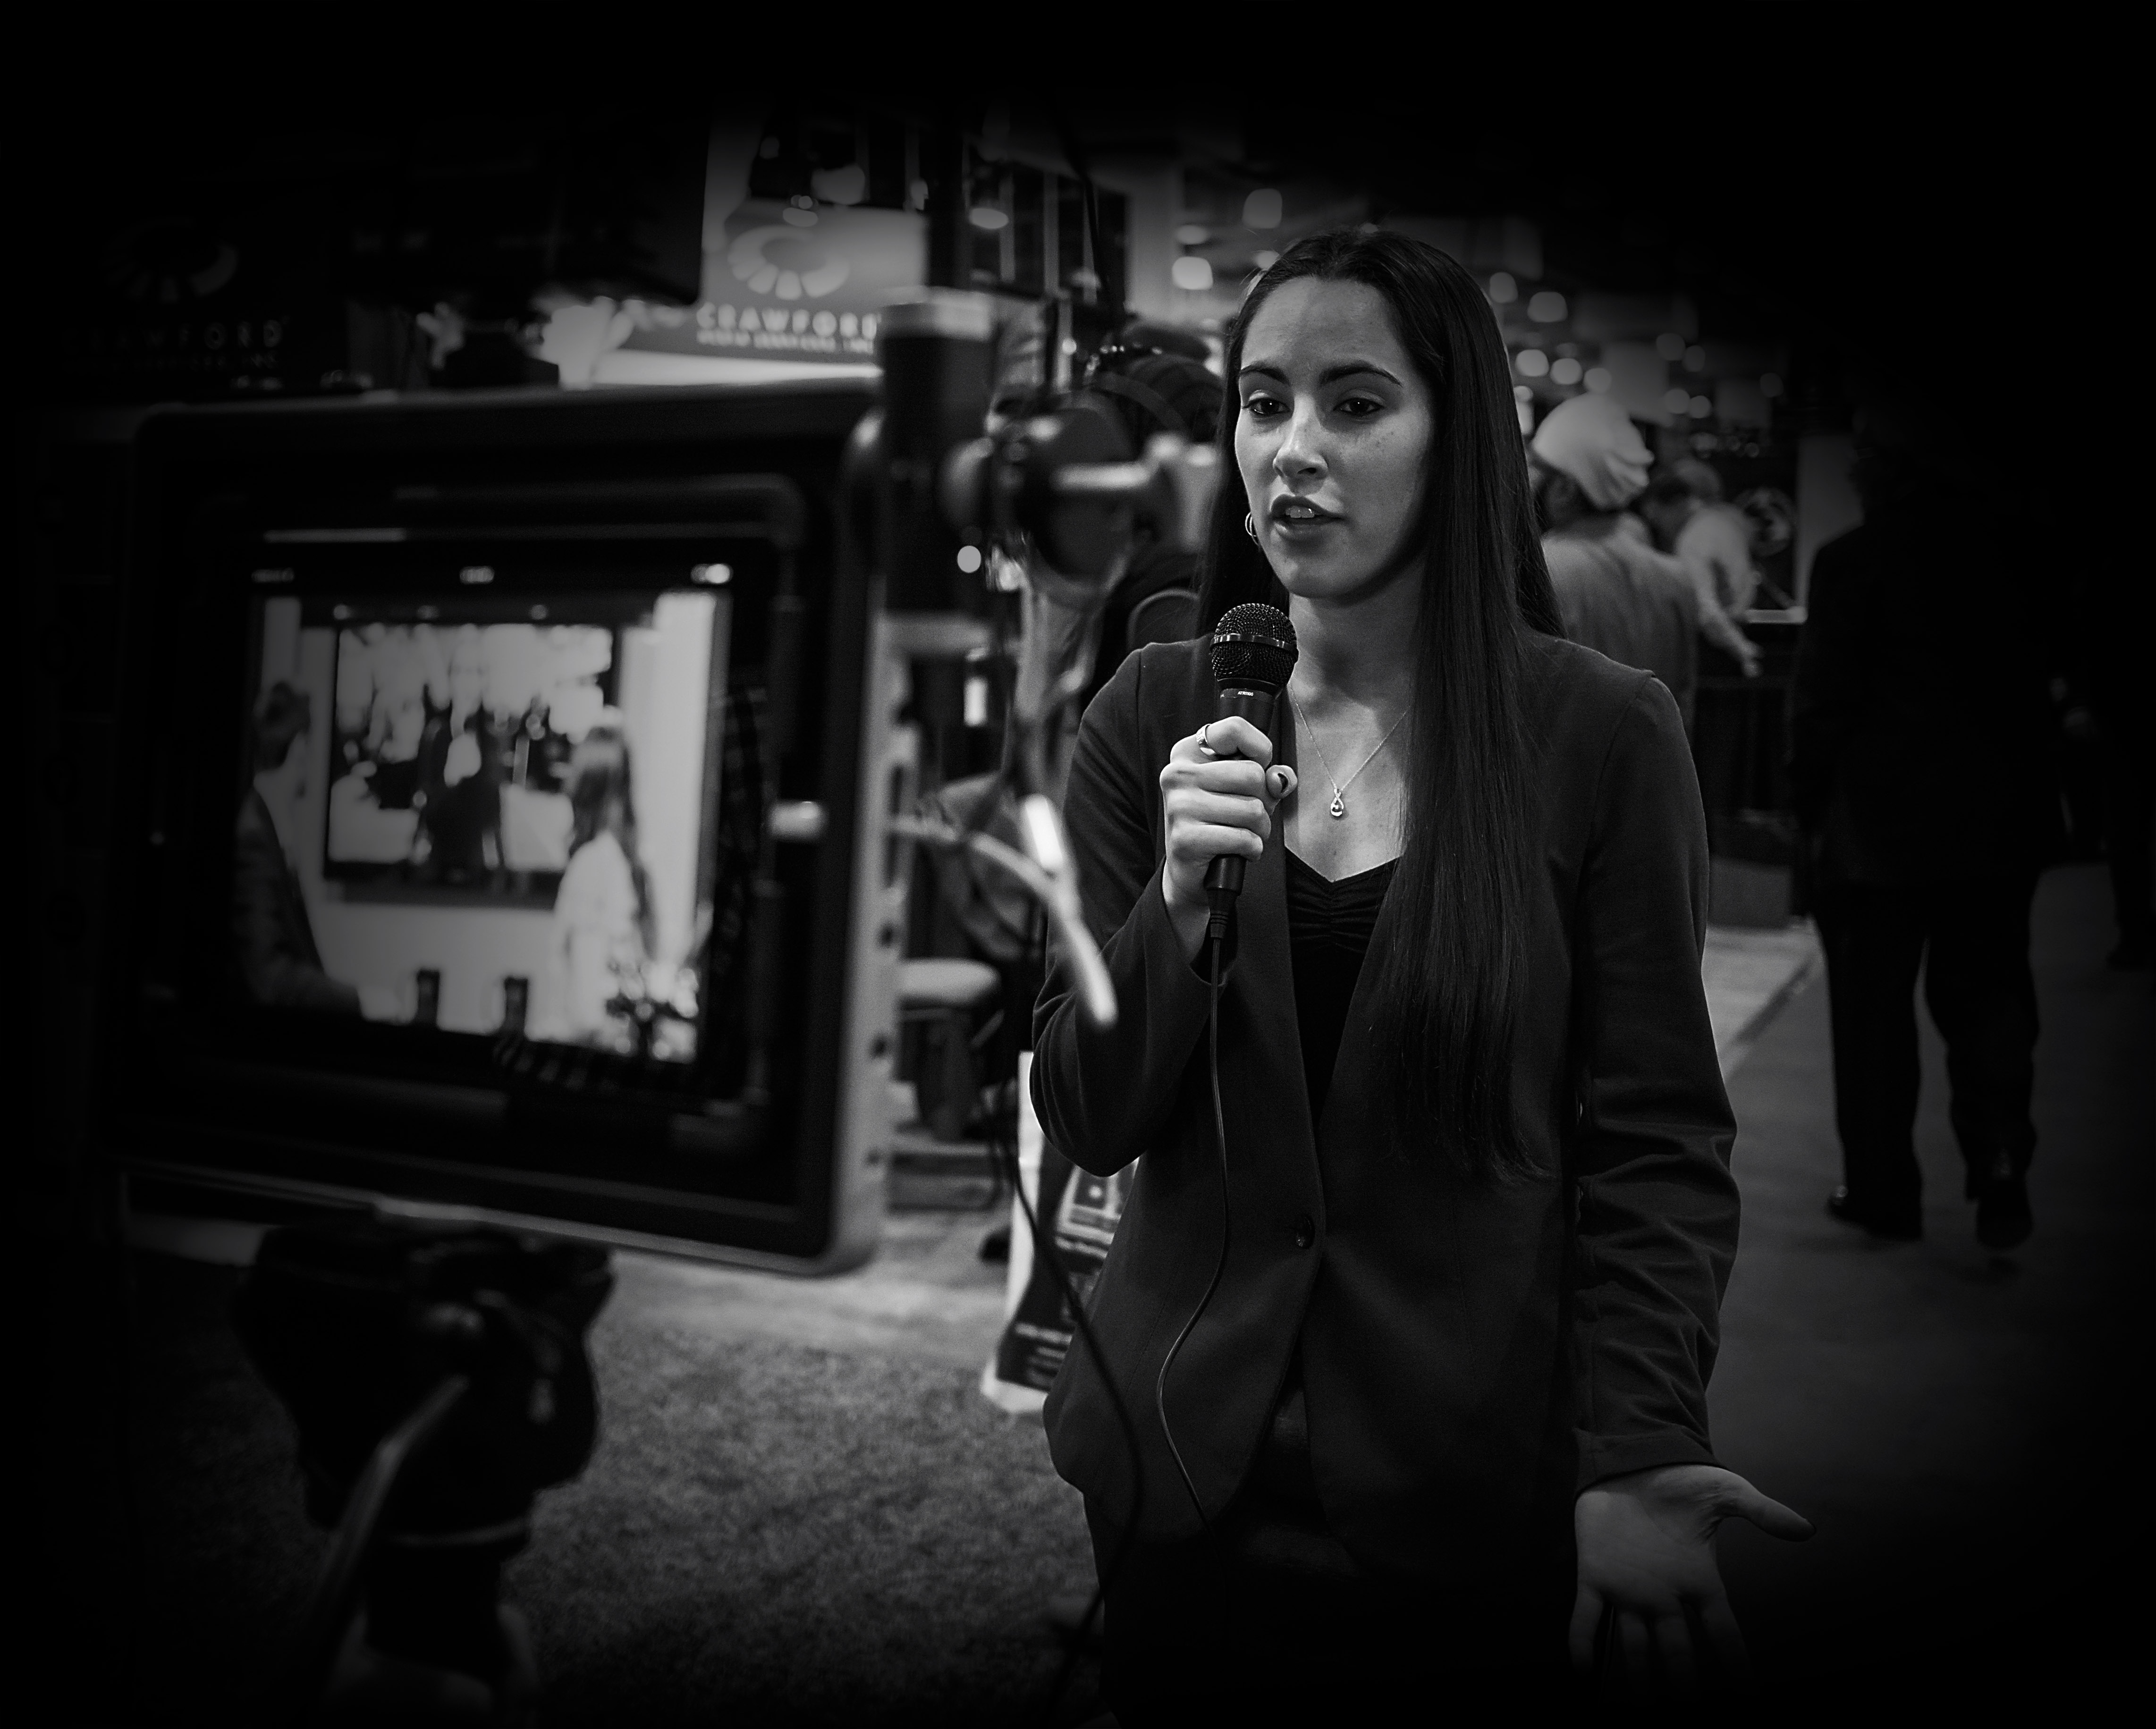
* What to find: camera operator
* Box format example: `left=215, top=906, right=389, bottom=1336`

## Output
left=1074, top=323, right=1225, bottom=713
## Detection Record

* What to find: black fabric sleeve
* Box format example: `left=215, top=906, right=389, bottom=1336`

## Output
left=1569, top=674, right=1741, bottom=1490
left=1030, top=652, right=1217, bottom=1177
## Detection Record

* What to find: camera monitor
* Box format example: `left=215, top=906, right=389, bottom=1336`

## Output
left=109, top=381, right=903, bottom=1271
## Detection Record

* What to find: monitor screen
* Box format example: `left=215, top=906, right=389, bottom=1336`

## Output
left=240, top=579, right=732, bottom=1069
left=113, top=381, right=894, bottom=1267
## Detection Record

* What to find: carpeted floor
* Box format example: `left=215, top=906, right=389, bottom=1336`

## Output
left=1708, top=863, right=2154, bottom=1708
left=23, top=866, right=2151, bottom=1723
left=85, top=1210, right=1101, bottom=1729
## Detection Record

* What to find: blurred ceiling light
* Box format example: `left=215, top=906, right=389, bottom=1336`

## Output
left=1656, top=332, right=1687, bottom=361
left=1684, top=346, right=1707, bottom=372
left=1760, top=372, right=1784, bottom=398
left=1514, top=384, right=1535, bottom=402
left=1254, top=250, right=1280, bottom=270
left=1583, top=367, right=1613, bottom=393
left=1175, top=223, right=1211, bottom=246
left=1172, top=255, right=1215, bottom=292
left=1689, top=395, right=1714, bottom=418
left=1488, top=271, right=1518, bottom=304
left=1527, top=290, right=1568, bottom=323
left=1243, top=188, right=1284, bottom=230
left=1515, top=348, right=1551, bottom=378
left=1549, top=356, right=1583, bottom=387
left=1663, top=387, right=1694, bottom=415
left=969, top=206, right=1010, bottom=231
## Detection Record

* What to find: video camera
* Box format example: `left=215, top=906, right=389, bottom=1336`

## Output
left=103, top=288, right=1218, bottom=1275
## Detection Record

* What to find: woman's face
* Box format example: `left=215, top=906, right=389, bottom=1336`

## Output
left=1234, top=276, right=1434, bottom=602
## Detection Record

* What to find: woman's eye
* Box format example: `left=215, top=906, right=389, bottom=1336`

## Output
left=1337, top=396, right=1383, bottom=417
left=1242, top=394, right=1284, bottom=418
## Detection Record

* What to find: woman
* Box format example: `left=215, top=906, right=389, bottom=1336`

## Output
left=546, top=723, right=656, bottom=1051
left=1031, top=230, right=1809, bottom=1718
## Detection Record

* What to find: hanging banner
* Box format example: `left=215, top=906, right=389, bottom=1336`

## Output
left=620, top=200, right=928, bottom=368
left=981, top=1052, right=1135, bottom=1417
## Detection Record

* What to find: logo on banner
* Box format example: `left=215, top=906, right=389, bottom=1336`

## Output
left=620, top=201, right=928, bottom=367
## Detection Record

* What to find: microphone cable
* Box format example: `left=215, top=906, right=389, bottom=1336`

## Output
left=996, top=901, right=1145, bottom=1726
left=991, top=1108, right=1146, bottom=1726
left=1153, top=923, right=1232, bottom=1527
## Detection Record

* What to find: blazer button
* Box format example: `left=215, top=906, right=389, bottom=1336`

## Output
left=1293, top=1214, right=1315, bottom=1250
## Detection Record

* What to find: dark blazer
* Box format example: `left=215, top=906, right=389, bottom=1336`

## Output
left=233, top=787, right=361, bottom=1014
left=1032, top=631, right=1738, bottom=1593
left=415, top=705, right=503, bottom=878
left=1787, top=496, right=2062, bottom=883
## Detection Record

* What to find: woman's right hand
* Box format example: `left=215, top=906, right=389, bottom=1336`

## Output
left=1158, top=717, right=1297, bottom=960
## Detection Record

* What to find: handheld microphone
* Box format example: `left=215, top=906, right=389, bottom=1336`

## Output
left=1202, top=603, right=1299, bottom=929
left=1158, top=601, right=1297, bottom=1521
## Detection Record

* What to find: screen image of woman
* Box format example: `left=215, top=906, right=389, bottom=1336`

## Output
left=1029, top=229, right=1813, bottom=1719
left=542, top=721, right=657, bottom=1052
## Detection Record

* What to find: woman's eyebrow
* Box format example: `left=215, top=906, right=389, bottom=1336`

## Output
left=1236, top=360, right=1401, bottom=385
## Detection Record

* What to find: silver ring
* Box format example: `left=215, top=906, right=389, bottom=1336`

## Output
left=1198, top=724, right=1218, bottom=757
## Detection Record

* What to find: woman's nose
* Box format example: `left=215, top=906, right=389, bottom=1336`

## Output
left=1273, top=400, right=1326, bottom=480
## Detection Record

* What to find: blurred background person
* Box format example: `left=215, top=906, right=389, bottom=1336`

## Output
left=414, top=625, right=504, bottom=881
left=1643, top=459, right=1766, bottom=840
left=1074, top=322, right=1225, bottom=712
left=2061, top=561, right=2155, bottom=970
left=546, top=723, right=656, bottom=1050
left=1641, top=460, right=1765, bottom=678
left=1530, top=394, right=1700, bottom=731
left=1788, top=386, right=2063, bottom=1248
left=235, top=682, right=397, bottom=1019
left=925, top=316, right=1224, bottom=1014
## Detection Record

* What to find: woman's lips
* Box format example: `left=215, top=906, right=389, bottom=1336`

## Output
left=1269, top=498, right=1340, bottom=532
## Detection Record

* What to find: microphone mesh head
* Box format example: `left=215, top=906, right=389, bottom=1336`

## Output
left=1209, top=602, right=1299, bottom=691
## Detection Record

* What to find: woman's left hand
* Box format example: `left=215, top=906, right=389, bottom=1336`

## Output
left=1570, top=1463, right=1813, bottom=1695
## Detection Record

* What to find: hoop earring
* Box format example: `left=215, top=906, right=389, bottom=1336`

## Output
left=1243, top=513, right=1260, bottom=542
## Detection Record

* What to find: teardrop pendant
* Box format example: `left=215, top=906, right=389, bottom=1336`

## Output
left=1328, top=792, right=1346, bottom=819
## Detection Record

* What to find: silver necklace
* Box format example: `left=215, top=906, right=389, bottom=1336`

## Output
left=1288, top=691, right=1406, bottom=819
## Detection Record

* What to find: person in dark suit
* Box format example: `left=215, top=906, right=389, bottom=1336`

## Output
left=234, top=682, right=364, bottom=1013
left=413, top=628, right=503, bottom=883
left=1788, top=394, right=2063, bottom=1247
left=1032, top=231, right=1809, bottom=1721
left=1074, top=336, right=1227, bottom=714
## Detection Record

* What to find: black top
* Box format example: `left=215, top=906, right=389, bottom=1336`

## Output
left=1250, top=848, right=1399, bottom=1546
left=1285, top=849, right=1399, bottom=1127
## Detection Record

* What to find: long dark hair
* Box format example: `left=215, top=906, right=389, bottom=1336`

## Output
left=567, top=724, right=656, bottom=958
left=1198, top=228, right=1560, bottom=1181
